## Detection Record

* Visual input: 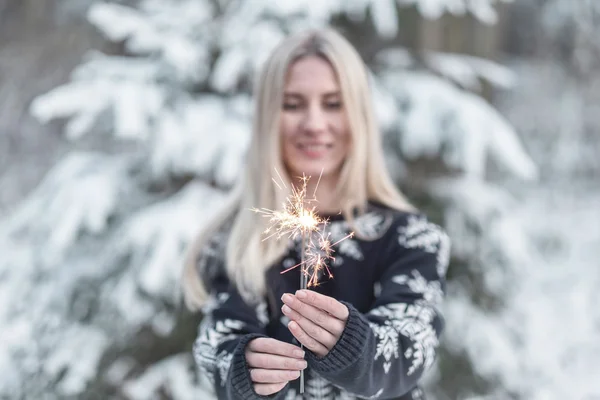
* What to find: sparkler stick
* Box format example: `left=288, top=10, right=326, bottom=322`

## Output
left=300, top=231, right=306, bottom=392
left=252, top=169, right=354, bottom=393
left=301, top=232, right=307, bottom=289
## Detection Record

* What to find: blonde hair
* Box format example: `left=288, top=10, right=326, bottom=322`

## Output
left=182, top=28, right=414, bottom=311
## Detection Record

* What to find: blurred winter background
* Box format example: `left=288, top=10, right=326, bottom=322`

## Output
left=1, top=0, right=599, bottom=399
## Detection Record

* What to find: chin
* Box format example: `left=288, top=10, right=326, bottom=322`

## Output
left=287, top=162, right=340, bottom=179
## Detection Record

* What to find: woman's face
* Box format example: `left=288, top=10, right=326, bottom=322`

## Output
left=280, top=56, right=350, bottom=182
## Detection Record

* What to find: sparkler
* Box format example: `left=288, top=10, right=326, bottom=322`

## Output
left=252, top=169, right=354, bottom=393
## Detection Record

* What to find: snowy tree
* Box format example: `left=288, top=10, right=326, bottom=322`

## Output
left=0, top=0, right=546, bottom=399
left=458, top=2, right=600, bottom=399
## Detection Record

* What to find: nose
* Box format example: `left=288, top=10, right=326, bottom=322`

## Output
left=302, top=104, right=326, bottom=135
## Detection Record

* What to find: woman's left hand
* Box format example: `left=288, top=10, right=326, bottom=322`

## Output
left=281, top=290, right=349, bottom=357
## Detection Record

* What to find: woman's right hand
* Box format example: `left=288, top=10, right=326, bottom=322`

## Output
left=245, top=337, right=307, bottom=396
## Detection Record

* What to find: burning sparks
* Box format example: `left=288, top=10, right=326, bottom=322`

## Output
left=289, top=230, right=354, bottom=288
left=253, top=174, right=322, bottom=242
left=252, top=171, right=354, bottom=288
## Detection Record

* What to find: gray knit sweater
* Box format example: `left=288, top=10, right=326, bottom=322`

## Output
left=193, top=202, right=450, bottom=400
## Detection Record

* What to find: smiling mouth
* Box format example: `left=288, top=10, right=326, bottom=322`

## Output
left=296, top=143, right=333, bottom=159
left=297, top=143, right=333, bottom=151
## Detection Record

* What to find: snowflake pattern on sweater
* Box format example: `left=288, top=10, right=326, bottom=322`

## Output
left=370, top=303, right=439, bottom=375
left=192, top=203, right=450, bottom=400
left=397, top=215, right=450, bottom=278
left=194, top=317, right=243, bottom=386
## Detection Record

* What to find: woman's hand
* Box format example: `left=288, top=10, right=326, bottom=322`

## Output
left=281, top=290, right=349, bottom=357
left=244, top=337, right=307, bottom=396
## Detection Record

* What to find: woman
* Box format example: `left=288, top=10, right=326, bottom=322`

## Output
left=182, top=28, right=450, bottom=400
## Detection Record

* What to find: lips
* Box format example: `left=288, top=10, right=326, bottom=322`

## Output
left=298, top=143, right=332, bottom=150
left=296, top=142, right=333, bottom=159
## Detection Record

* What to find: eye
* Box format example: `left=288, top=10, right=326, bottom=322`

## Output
left=325, top=101, right=342, bottom=110
left=283, top=102, right=301, bottom=111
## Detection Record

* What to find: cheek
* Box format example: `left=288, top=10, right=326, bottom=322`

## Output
left=334, top=115, right=351, bottom=151
left=337, top=138, right=351, bottom=164
left=280, top=116, right=298, bottom=163
left=280, top=115, right=298, bottom=142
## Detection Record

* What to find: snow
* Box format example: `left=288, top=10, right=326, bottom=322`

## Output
left=0, top=173, right=226, bottom=397
left=397, top=0, right=512, bottom=23
left=3, top=152, right=129, bottom=262
left=380, top=70, right=537, bottom=180
left=425, top=51, right=517, bottom=90
left=122, top=354, right=201, bottom=400
left=44, top=325, right=109, bottom=395
left=370, top=0, right=400, bottom=38
left=30, top=54, right=165, bottom=140
left=111, top=181, right=227, bottom=303
left=148, top=96, right=251, bottom=186
left=441, top=185, right=600, bottom=399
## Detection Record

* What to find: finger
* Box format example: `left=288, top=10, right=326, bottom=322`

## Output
left=246, top=352, right=308, bottom=371
left=250, top=368, right=301, bottom=383
left=254, top=382, right=287, bottom=396
left=288, top=320, right=329, bottom=357
left=282, top=304, right=338, bottom=349
left=247, top=337, right=305, bottom=358
left=295, top=290, right=349, bottom=320
left=282, top=296, right=346, bottom=337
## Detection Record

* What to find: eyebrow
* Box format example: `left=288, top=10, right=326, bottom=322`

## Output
left=283, top=91, right=341, bottom=98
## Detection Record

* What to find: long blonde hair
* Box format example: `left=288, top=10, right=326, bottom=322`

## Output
left=182, top=28, right=414, bottom=311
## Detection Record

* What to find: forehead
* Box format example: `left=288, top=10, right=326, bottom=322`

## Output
left=284, top=56, right=340, bottom=92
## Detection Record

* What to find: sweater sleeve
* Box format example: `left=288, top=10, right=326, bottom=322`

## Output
left=192, top=235, right=290, bottom=400
left=305, top=213, right=450, bottom=399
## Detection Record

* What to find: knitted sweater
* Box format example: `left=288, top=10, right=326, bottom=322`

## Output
left=193, top=202, right=450, bottom=400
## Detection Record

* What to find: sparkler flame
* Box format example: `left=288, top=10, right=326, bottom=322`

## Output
left=252, top=170, right=354, bottom=288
